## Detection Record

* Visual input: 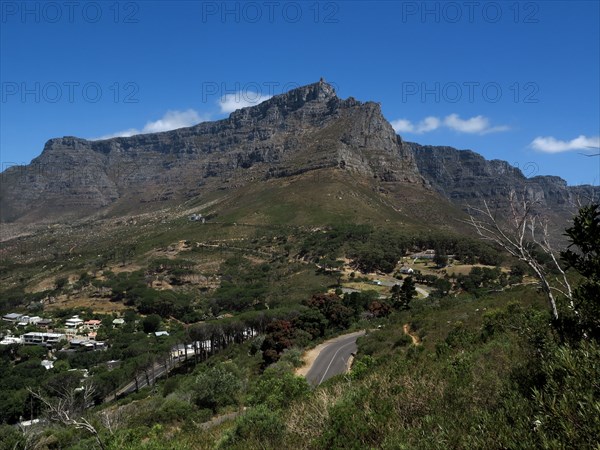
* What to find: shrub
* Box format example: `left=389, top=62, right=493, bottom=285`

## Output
left=193, top=363, right=242, bottom=412
left=218, top=405, right=284, bottom=449
left=248, top=369, right=309, bottom=410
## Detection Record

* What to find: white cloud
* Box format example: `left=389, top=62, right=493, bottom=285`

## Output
left=93, top=109, right=208, bottom=140
left=530, top=135, right=600, bottom=153
left=391, top=113, right=509, bottom=135
left=444, top=114, right=509, bottom=134
left=218, top=92, right=272, bottom=114
left=391, top=116, right=440, bottom=134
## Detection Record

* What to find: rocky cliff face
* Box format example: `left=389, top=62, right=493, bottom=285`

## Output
left=1, top=81, right=596, bottom=227
left=0, top=81, right=422, bottom=223
left=410, top=143, right=600, bottom=227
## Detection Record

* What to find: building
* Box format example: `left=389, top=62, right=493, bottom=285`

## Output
left=22, top=332, right=66, bottom=347
left=37, top=319, right=53, bottom=329
left=70, top=338, right=106, bottom=351
left=0, top=335, right=23, bottom=345
left=83, top=319, right=102, bottom=330
left=65, top=316, right=84, bottom=329
left=412, top=249, right=436, bottom=260
left=17, top=316, right=42, bottom=327
left=2, top=313, right=23, bottom=323
left=41, top=359, right=55, bottom=370
left=112, top=318, right=125, bottom=327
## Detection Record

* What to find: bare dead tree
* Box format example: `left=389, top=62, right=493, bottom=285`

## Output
left=27, top=381, right=106, bottom=450
left=465, top=190, right=573, bottom=322
left=99, top=406, right=125, bottom=436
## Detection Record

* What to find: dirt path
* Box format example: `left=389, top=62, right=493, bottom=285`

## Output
left=403, top=323, right=420, bottom=345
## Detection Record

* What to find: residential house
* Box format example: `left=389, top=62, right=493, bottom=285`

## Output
left=22, top=332, right=66, bottom=347
left=17, top=316, right=42, bottom=327
left=412, top=249, right=436, bottom=260
left=0, top=335, right=23, bottom=345
left=83, top=319, right=102, bottom=330
left=65, top=316, right=84, bottom=329
left=2, top=313, right=23, bottom=323
left=70, top=338, right=106, bottom=351
left=37, top=319, right=53, bottom=330
left=112, top=318, right=125, bottom=327
left=41, top=359, right=55, bottom=370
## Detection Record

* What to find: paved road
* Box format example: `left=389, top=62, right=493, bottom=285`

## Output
left=305, top=330, right=366, bottom=386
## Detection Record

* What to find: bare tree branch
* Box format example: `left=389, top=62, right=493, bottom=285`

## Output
left=27, top=381, right=106, bottom=450
left=464, top=190, right=574, bottom=322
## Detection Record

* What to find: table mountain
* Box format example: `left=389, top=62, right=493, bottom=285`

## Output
left=0, top=80, right=422, bottom=224
left=0, top=80, right=597, bottom=232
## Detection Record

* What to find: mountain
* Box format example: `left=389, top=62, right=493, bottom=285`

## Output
left=410, top=143, right=599, bottom=241
left=0, top=80, right=422, bottom=224
left=0, top=80, right=597, bottom=231
left=411, top=143, right=598, bottom=210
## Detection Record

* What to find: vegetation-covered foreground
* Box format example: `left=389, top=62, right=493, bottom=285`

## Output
left=0, top=205, right=598, bottom=449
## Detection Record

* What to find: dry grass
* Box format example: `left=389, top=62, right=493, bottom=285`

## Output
left=286, top=384, right=346, bottom=445
left=45, top=295, right=128, bottom=313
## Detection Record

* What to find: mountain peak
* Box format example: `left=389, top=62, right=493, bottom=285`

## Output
left=232, top=79, right=338, bottom=117
left=279, top=78, right=337, bottom=103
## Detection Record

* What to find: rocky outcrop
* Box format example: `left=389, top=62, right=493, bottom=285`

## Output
left=0, top=81, right=422, bottom=223
left=410, top=143, right=600, bottom=229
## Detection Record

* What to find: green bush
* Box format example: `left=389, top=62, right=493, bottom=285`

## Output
left=193, top=363, right=242, bottom=413
left=532, top=341, right=600, bottom=449
left=218, top=405, right=284, bottom=449
left=248, top=369, right=309, bottom=410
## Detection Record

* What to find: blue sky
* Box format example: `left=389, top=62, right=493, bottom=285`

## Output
left=1, top=0, right=599, bottom=185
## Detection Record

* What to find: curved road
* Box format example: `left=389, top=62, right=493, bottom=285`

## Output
left=305, top=330, right=366, bottom=386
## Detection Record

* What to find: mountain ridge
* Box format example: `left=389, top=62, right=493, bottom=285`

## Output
left=1, top=80, right=597, bottom=227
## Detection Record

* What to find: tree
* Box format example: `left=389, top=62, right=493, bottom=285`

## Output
left=433, top=278, right=452, bottom=297
left=27, top=381, right=105, bottom=450
left=393, top=277, right=416, bottom=310
left=465, top=191, right=572, bottom=321
left=54, top=277, right=68, bottom=291
left=261, top=320, right=295, bottom=365
left=305, top=293, right=353, bottom=329
left=248, top=369, right=310, bottom=410
left=433, top=249, right=449, bottom=268
left=142, top=314, right=162, bottom=333
left=368, top=300, right=391, bottom=317
left=193, top=363, right=242, bottom=412
left=561, top=204, right=600, bottom=341
left=294, top=308, right=328, bottom=339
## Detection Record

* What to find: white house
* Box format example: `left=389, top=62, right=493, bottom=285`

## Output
left=23, top=332, right=66, bottom=346
left=0, top=335, right=23, bottom=345
left=65, top=316, right=84, bottom=329
left=41, top=359, right=55, bottom=370
left=17, top=316, right=42, bottom=327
